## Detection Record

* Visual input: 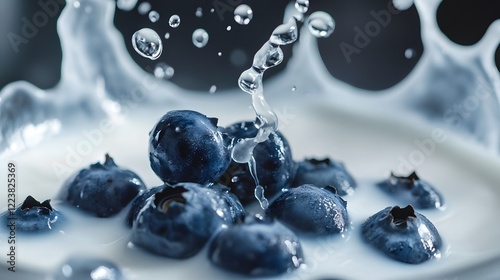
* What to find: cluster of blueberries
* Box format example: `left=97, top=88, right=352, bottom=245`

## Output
left=3, top=110, right=445, bottom=278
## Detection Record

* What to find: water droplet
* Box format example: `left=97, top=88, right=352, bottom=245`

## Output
left=132, top=28, right=162, bottom=60
left=210, top=8, right=215, bottom=13
left=254, top=185, right=269, bottom=209
left=226, top=26, right=232, bottom=31
left=307, top=11, right=335, bottom=38
left=148, top=11, right=160, bottom=23
left=116, top=0, right=138, bottom=11
left=252, top=42, right=284, bottom=72
left=164, top=32, right=170, bottom=39
left=292, top=86, right=297, bottom=91
left=218, top=52, right=222, bottom=57
left=393, top=0, right=414, bottom=11
left=231, top=176, right=239, bottom=183
left=192, top=28, right=209, bottom=48
left=238, top=68, right=262, bottom=94
left=209, top=85, right=217, bottom=93
left=174, top=127, right=180, bottom=133
left=295, top=0, right=309, bottom=13
left=269, top=17, right=298, bottom=45
left=73, top=1, right=81, bottom=8
left=195, top=7, right=203, bottom=18
left=234, top=4, right=253, bottom=25
left=169, top=15, right=181, bottom=28
left=137, top=2, right=151, bottom=15
left=154, top=62, right=174, bottom=79
left=405, top=48, right=415, bottom=59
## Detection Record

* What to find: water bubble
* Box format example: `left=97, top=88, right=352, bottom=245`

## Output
left=405, top=48, right=415, bottom=59
left=116, top=0, right=138, bottom=11
left=209, top=85, right=217, bottom=93
left=169, top=15, right=181, bottom=28
left=132, top=28, right=162, bottom=60
left=239, top=68, right=262, bottom=94
left=195, top=7, right=203, bottom=18
left=137, top=2, right=151, bottom=15
left=226, top=26, right=232, bottom=31
left=164, top=32, right=170, bottom=39
left=307, top=11, right=335, bottom=38
left=393, top=0, right=414, bottom=11
left=148, top=11, right=160, bottom=23
left=192, top=28, right=209, bottom=48
left=252, top=42, right=284, bottom=72
left=295, top=0, right=309, bottom=13
left=154, top=62, right=174, bottom=79
left=269, top=17, right=298, bottom=45
left=234, top=4, right=253, bottom=25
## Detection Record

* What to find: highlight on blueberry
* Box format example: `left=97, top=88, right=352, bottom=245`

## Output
left=377, top=171, right=444, bottom=209
left=149, top=110, right=231, bottom=185
left=131, top=182, right=244, bottom=259
left=59, top=154, right=147, bottom=217
left=361, top=205, right=442, bottom=264
left=218, top=121, right=295, bottom=204
left=268, top=184, right=349, bottom=235
left=208, top=215, right=304, bottom=277
left=1, top=195, right=62, bottom=232
left=52, top=256, right=123, bottom=280
left=292, top=158, right=356, bottom=196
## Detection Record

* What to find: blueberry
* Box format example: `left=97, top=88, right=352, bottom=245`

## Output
left=361, top=205, right=442, bottom=264
left=377, top=171, right=444, bottom=209
left=218, top=121, right=295, bottom=204
left=1, top=195, right=62, bottom=232
left=149, top=110, right=230, bottom=185
left=292, top=158, right=356, bottom=196
left=208, top=215, right=304, bottom=277
left=52, top=256, right=123, bottom=280
left=131, top=182, right=244, bottom=258
left=59, top=154, right=146, bottom=217
left=268, top=184, right=349, bottom=235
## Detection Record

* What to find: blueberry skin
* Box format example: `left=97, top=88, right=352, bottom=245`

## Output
left=52, top=256, right=123, bottom=280
left=292, top=158, right=356, bottom=196
left=268, top=184, right=349, bottom=235
left=208, top=215, right=304, bottom=277
left=219, top=121, right=295, bottom=204
left=60, top=154, right=146, bottom=217
left=1, top=195, right=62, bottom=232
left=149, top=110, right=231, bottom=185
left=131, top=183, right=244, bottom=258
left=125, top=185, right=165, bottom=227
left=377, top=172, right=444, bottom=209
left=361, top=205, right=442, bottom=264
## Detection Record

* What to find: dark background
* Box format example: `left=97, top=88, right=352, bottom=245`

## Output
left=0, top=0, right=498, bottom=92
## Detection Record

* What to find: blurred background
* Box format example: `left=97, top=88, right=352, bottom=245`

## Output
left=0, top=0, right=498, bottom=92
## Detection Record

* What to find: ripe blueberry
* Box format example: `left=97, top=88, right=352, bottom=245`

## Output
left=361, top=205, right=442, bottom=264
left=377, top=171, right=444, bottom=209
left=59, top=154, right=146, bottom=217
left=292, top=158, right=356, bottom=196
left=149, top=110, right=231, bottom=185
left=268, top=184, right=349, bottom=235
left=219, top=121, right=295, bottom=204
left=2, top=195, right=62, bottom=232
left=208, top=215, right=304, bottom=276
left=131, top=183, right=244, bottom=258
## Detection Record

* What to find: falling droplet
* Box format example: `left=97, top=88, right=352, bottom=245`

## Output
left=210, top=8, right=215, bottom=13
left=234, top=4, right=253, bottom=25
left=269, top=17, right=298, bottom=45
left=169, top=15, right=181, bottom=28
left=252, top=42, right=284, bottom=72
left=192, top=28, right=209, bottom=48
left=116, top=0, right=138, bottom=11
left=209, top=85, right=217, bottom=93
left=405, top=48, right=415, bottom=59
left=137, top=2, right=151, bottom=15
left=195, top=7, right=203, bottom=18
left=148, top=10, right=160, bottom=23
left=132, top=28, right=162, bottom=60
left=393, top=0, right=414, bottom=11
left=164, top=32, right=170, bottom=39
left=307, top=11, right=335, bottom=38
left=218, top=52, right=222, bottom=57
left=226, top=26, right=232, bottom=31
left=295, top=0, right=309, bottom=13
left=73, top=1, right=81, bottom=8
left=254, top=185, right=269, bottom=209
left=154, top=62, right=175, bottom=79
